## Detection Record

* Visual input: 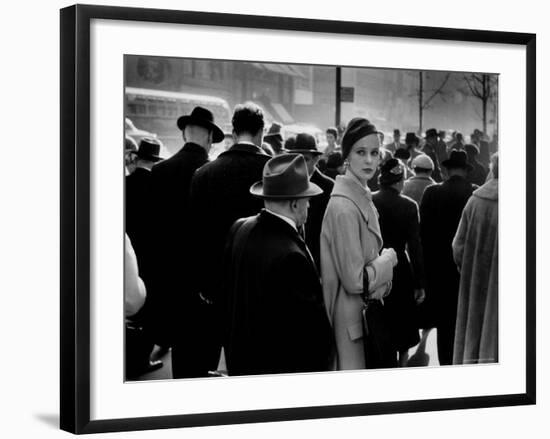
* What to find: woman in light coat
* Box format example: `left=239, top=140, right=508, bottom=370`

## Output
left=321, top=118, right=397, bottom=370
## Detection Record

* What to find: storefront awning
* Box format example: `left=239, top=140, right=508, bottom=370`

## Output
left=250, top=63, right=307, bottom=79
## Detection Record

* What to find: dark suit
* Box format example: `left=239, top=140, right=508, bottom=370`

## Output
left=419, top=175, right=476, bottom=365
left=148, top=142, right=209, bottom=377
left=372, top=187, right=423, bottom=352
left=125, top=167, right=153, bottom=278
left=306, top=168, right=334, bottom=270
left=223, top=210, right=333, bottom=376
left=188, top=142, right=271, bottom=371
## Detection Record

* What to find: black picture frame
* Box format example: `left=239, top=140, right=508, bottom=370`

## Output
left=60, top=4, right=536, bottom=434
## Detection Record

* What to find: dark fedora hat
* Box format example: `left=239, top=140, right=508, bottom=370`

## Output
left=177, top=106, right=224, bottom=143
left=394, top=147, right=411, bottom=161
left=283, top=132, right=322, bottom=155
left=135, top=137, right=163, bottom=162
left=264, top=122, right=284, bottom=140
left=441, top=149, right=473, bottom=170
left=250, top=153, right=323, bottom=199
left=405, top=132, right=420, bottom=145
left=425, top=128, right=438, bottom=138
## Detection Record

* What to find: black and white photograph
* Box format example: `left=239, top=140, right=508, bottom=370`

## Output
left=123, top=55, right=500, bottom=381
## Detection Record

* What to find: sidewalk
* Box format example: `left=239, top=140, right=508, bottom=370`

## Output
left=134, top=328, right=439, bottom=381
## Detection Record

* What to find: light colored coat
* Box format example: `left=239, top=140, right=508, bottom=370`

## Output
left=320, top=173, right=392, bottom=369
left=452, top=178, right=498, bottom=364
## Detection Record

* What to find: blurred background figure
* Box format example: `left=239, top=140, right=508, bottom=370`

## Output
left=470, top=128, right=491, bottom=169
left=125, top=134, right=139, bottom=175
left=424, top=128, right=445, bottom=181
left=324, top=151, right=345, bottom=179
left=464, top=143, right=488, bottom=186
left=452, top=153, right=498, bottom=365
left=264, top=122, right=284, bottom=155
left=385, top=128, right=405, bottom=154
left=402, top=154, right=436, bottom=205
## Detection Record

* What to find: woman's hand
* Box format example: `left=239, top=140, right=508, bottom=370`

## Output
left=369, top=281, right=392, bottom=300
left=381, top=248, right=398, bottom=267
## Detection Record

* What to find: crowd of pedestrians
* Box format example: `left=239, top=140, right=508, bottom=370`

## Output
left=124, top=101, right=499, bottom=379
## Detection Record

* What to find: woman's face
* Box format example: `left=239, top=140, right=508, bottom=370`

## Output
left=347, top=133, right=381, bottom=184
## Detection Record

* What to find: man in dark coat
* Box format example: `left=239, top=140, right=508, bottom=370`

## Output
left=422, top=129, right=443, bottom=182
left=373, top=158, right=425, bottom=366
left=419, top=150, right=477, bottom=365
left=283, top=132, right=334, bottom=270
left=224, top=154, right=333, bottom=376
left=188, top=102, right=271, bottom=373
left=148, top=106, right=224, bottom=378
left=464, top=143, right=488, bottom=186
left=471, top=129, right=491, bottom=169
left=126, top=137, right=163, bottom=278
left=125, top=137, right=164, bottom=376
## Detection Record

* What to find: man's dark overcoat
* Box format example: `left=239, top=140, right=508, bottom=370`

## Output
left=125, top=167, right=153, bottom=279
left=372, top=187, right=423, bottom=352
left=189, top=143, right=271, bottom=305
left=223, top=210, right=333, bottom=376
left=306, top=168, right=334, bottom=270
left=419, top=175, right=476, bottom=365
left=147, top=142, right=209, bottom=345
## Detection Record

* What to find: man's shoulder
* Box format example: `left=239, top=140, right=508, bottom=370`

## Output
left=312, top=169, right=335, bottom=190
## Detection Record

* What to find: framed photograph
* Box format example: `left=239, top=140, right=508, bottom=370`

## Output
left=60, top=4, right=536, bottom=434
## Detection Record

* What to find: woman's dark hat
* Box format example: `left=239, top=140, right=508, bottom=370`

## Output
left=282, top=132, right=322, bottom=155
left=177, top=106, right=224, bottom=143
left=405, top=132, right=420, bottom=145
left=441, top=149, right=473, bottom=170
left=135, top=137, right=163, bottom=162
left=378, top=158, right=405, bottom=186
left=341, top=117, right=378, bottom=159
left=250, top=153, right=323, bottom=199
left=394, top=147, right=411, bottom=161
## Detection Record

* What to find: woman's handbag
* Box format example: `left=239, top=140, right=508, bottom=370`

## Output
left=361, top=298, right=397, bottom=369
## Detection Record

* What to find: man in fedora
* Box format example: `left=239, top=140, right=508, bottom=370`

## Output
left=147, top=106, right=224, bottom=378
left=263, top=121, right=284, bottom=155
left=125, top=137, right=165, bottom=377
left=126, top=137, right=163, bottom=277
left=385, top=128, right=405, bottom=154
left=419, top=150, right=477, bottom=365
left=223, top=154, right=333, bottom=376
left=422, top=128, right=448, bottom=172
left=188, top=102, right=271, bottom=376
left=283, top=132, right=334, bottom=270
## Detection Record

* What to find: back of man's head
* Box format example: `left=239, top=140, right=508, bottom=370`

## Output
left=184, top=124, right=212, bottom=149
left=232, top=102, right=265, bottom=137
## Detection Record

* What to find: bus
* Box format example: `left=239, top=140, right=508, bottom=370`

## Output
left=125, top=87, right=232, bottom=156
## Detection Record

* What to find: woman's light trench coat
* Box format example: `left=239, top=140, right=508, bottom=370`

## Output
left=320, top=174, right=392, bottom=369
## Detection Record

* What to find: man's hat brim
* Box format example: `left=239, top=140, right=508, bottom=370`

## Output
left=249, top=181, right=323, bottom=199
left=134, top=151, right=163, bottom=162
left=281, top=148, right=323, bottom=155
left=177, top=115, right=224, bottom=143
